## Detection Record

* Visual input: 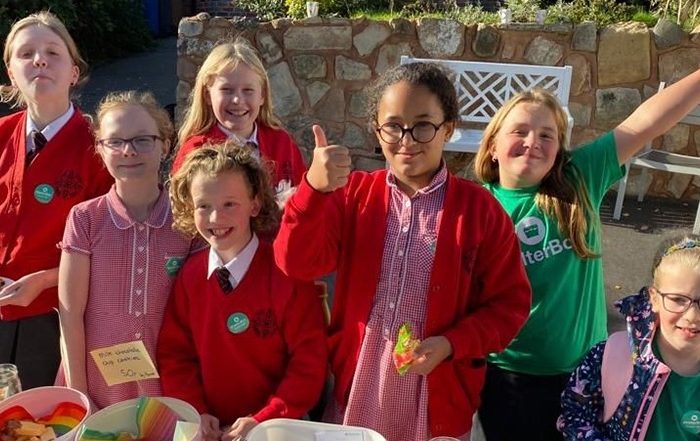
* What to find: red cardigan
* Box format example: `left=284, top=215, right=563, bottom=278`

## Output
left=0, top=110, right=113, bottom=321
left=273, top=170, right=531, bottom=436
left=172, top=124, right=306, bottom=186
left=157, top=243, right=327, bottom=425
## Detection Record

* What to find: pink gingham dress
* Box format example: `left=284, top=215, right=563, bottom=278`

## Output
left=327, top=166, right=468, bottom=441
left=59, top=186, right=191, bottom=409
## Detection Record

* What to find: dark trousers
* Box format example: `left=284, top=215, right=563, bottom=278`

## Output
left=479, top=363, right=570, bottom=441
left=0, top=311, right=61, bottom=390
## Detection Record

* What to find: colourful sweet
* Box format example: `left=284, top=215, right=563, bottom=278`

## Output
left=392, top=322, right=421, bottom=376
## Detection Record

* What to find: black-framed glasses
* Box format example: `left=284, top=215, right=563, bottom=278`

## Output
left=98, top=135, right=163, bottom=153
left=376, top=121, right=446, bottom=144
left=652, top=288, right=700, bottom=313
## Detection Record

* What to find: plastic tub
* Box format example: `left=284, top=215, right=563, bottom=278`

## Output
left=0, top=386, right=90, bottom=441
left=78, top=396, right=200, bottom=441
left=247, top=419, right=388, bottom=441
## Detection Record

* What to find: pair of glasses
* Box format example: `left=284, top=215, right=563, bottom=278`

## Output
left=652, top=288, right=700, bottom=313
left=375, top=121, right=446, bottom=144
left=98, top=135, right=163, bottom=153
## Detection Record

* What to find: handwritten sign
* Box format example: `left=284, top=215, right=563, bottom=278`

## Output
left=90, top=340, right=159, bottom=386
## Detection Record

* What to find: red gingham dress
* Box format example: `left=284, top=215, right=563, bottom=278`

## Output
left=327, top=166, right=468, bottom=441
left=58, top=186, right=191, bottom=409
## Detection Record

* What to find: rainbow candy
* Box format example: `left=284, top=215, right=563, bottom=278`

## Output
left=80, top=397, right=180, bottom=441
left=135, top=397, right=180, bottom=441
left=0, top=405, right=33, bottom=427
left=38, top=401, right=88, bottom=435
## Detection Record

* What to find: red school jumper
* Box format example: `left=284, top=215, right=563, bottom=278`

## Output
left=273, top=170, right=532, bottom=437
left=172, top=124, right=306, bottom=186
left=157, top=242, right=327, bottom=425
left=0, top=110, right=113, bottom=321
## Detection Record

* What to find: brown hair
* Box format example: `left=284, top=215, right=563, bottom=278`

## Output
left=178, top=37, right=280, bottom=144
left=474, top=89, right=598, bottom=258
left=1, top=11, right=87, bottom=108
left=169, top=141, right=279, bottom=238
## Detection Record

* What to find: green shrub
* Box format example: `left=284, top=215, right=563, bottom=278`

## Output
left=632, top=8, right=658, bottom=25
left=235, top=0, right=286, bottom=20
left=505, top=0, right=542, bottom=22
left=547, top=0, right=634, bottom=24
left=0, top=0, right=152, bottom=64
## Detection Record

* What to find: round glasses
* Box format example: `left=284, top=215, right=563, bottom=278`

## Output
left=98, top=135, right=163, bottom=153
left=376, top=121, right=446, bottom=144
left=653, top=288, right=700, bottom=313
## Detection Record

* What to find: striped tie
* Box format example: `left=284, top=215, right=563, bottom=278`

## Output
left=214, top=267, right=233, bottom=294
left=27, top=130, right=47, bottom=164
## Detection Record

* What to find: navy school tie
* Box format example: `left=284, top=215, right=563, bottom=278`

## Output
left=214, top=266, right=233, bottom=294
left=27, top=130, right=47, bottom=164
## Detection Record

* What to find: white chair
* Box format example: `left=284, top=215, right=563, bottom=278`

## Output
left=400, top=56, right=574, bottom=153
left=612, top=82, right=700, bottom=233
left=247, top=419, right=388, bottom=441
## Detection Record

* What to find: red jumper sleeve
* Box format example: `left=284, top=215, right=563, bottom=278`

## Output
left=443, top=199, right=532, bottom=360
left=273, top=175, right=343, bottom=280
left=157, top=273, right=209, bottom=413
left=252, top=282, right=328, bottom=421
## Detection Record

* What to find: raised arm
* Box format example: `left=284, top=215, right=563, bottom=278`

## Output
left=273, top=125, right=351, bottom=280
left=615, top=68, right=700, bottom=164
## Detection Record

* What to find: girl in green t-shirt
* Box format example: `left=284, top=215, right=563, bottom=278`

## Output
left=474, top=67, right=700, bottom=441
left=559, top=234, right=700, bottom=440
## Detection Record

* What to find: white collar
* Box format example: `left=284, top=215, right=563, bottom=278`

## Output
left=25, top=103, right=75, bottom=151
left=217, top=122, right=259, bottom=147
left=207, top=234, right=259, bottom=288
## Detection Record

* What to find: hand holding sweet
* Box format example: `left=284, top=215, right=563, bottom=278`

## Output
left=407, top=336, right=453, bottom=376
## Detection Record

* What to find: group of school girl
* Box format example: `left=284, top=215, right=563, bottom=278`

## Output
left=1, top=9, right=699, bottom=441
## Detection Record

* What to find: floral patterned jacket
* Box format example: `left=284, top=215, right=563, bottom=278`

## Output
left=557, top=289, right=672, bottom=441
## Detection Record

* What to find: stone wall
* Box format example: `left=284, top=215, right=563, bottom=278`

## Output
left=177, top=13, right=700, bottom=200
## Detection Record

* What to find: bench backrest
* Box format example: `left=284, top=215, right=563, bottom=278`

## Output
left=400, top=56, right=573, bottom=125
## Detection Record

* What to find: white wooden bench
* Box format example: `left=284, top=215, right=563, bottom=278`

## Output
left=400, top=56, right=574, bottom=153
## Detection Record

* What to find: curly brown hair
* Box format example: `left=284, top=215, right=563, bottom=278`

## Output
left=169, top=141, right=280, bottom=238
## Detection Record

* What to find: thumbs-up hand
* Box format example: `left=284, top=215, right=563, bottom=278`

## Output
left=306, top=124, right=352, bottom=193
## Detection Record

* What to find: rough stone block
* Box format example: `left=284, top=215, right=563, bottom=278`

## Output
left=284, top=26, right=352, bottom=50
left=524, top=36, right=563, bottom=66
left=595, top=87, right=641, bottom=128
left=572, top=21, right=597, bottom=52
left=417, top=18, right=464, bottom=58
left=354, top=21, right=391, bottom=57
left=335, top=56, right=372, bottom=81
left=598, top=22, right=650, bottom=86
left=268, top=62, right=302, bottom=117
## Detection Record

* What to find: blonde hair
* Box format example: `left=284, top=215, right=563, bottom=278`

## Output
left=652, top=235, right=700, bottom=285
left=95, top=90, right=174, bottom=149
left=1, top=11, right=87, bottom=108
left=169, top=141, right=280, bottom=238
left=475, top=89, right=598, bottom=258
left=178, top=38, right=280, bottom=144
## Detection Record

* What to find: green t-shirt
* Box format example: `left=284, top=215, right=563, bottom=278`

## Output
left=646, top=338, right=700, bottom=440
left=485, top=132, right=624, bottom=375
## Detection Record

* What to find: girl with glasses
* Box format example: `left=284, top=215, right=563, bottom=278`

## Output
left=0, top=11, right=113, bottom=389
left=57, top=91, right=193, bottom=409
left=474, top=68, right=700, bottom=440
left=559, top=234, right=700, bottom=440
left=273, top=62, right=531, bottom=441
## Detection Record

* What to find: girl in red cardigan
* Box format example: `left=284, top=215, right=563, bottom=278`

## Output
left=273, top=62, right=531, bottom=440
left=160, top=143, right=327, bottom=441
left=172, top=38, right=305, bottom=202
left=0, top=11, right=112, bottom=389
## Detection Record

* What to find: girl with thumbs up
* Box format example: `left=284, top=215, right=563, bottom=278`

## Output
left=273, top=62, right=531, bottom=441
